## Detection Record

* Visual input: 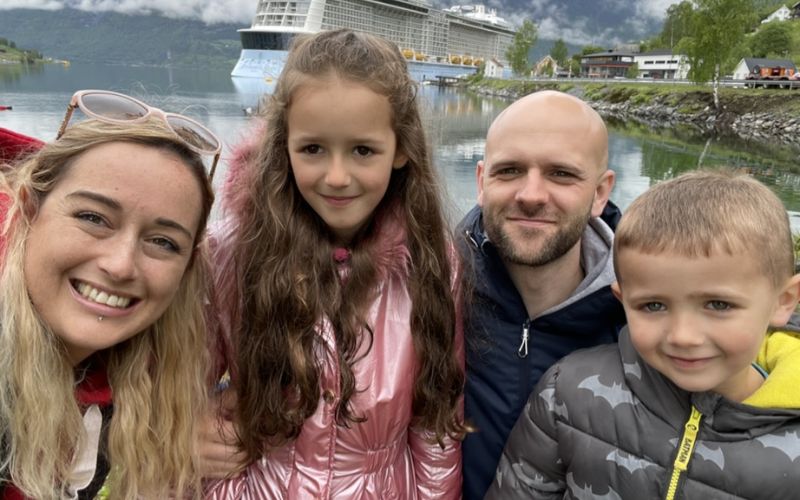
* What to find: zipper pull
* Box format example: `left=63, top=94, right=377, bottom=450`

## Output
left=518, top=321, right=530, bottom=358
left=465, top=229, right=479, bottom=249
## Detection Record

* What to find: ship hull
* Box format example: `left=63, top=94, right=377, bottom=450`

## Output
left=231, top=48, right=478, bottom=82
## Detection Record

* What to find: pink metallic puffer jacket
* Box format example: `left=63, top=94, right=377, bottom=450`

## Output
left=204, top=133, right=463, bottom=499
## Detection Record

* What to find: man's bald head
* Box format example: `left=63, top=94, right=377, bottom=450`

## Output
left=486, top=90, right=609, bottom=174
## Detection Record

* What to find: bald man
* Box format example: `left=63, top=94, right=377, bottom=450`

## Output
left=458, top=91, right=627, bottom=499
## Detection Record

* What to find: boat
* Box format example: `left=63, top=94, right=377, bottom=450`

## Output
left=231, top=1, right=515, bottom=83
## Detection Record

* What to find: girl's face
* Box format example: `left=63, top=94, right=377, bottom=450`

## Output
left=23, top=141, right=203, bottom=365
left=286, top=76, right=407, bottom=244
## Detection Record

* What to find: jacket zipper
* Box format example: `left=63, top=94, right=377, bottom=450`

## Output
left=663, top=406, right=703, bottom=500
left=518, top=320, right=530, bottom=358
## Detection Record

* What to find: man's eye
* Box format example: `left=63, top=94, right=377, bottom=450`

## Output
left=496, top=167, right=520, bottom=176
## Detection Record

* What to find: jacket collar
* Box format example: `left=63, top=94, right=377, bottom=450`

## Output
left=618, top=327, right=800, bottom=438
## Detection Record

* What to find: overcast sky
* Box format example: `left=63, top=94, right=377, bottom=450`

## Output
left=1, top=0, right=257, bottom=24
left=2, top=0, right=673, bottom=43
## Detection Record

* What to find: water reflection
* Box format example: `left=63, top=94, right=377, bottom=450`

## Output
left=3, top=62, right=800, bottom=229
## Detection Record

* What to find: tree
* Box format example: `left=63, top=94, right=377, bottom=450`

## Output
left=550, top=39, right=568, bottom=67
left=658, top=1, right=695, bottom=49
left=684, top=0, right=754, bottom=108
left=580, top=45, right=605, bottom=56
left=505, top=19, right=537, bottom=76
left=750, top=21, right=792, bottom=57
left=626, top=63, right=639, bottom=79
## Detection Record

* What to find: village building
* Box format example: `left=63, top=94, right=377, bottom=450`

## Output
left=580, top=49, right=635, bottom=78
left=484, top=57, right=505, bottom=78
left=762, top=5, right=792, bottom=23
left=531, top=54, right=559, bottom=77
left=633, top=49, right=690, bottom=79
left=732, top=57, right=797, bottom=80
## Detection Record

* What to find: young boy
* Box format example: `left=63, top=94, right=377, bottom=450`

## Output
left=485, top=169, right=800, bottom=500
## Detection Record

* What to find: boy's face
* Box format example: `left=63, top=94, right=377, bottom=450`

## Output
left=612, top=247, right=799, bottom=402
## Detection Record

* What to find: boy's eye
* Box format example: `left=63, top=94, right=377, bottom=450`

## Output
left=354, top=146, right=373, bottom=157
left=707, top=300, right=732, bottom=311
left=643, top=302, right=666, bottom=312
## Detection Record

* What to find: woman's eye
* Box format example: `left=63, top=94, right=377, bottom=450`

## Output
left=75, top=211, right=106, bottom=226
left=643, top=302, right=666, bottom=312
left=150, top=237, right=180, bottom=253
left=354, top=146, right=373, bottom=157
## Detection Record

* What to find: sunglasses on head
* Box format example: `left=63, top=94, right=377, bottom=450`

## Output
left=57, top=90, right=222, bottom=180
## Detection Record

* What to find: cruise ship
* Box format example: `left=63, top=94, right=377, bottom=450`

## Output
left=231, top=1, right=515, bottom=83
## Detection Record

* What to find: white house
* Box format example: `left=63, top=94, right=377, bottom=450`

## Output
left=633, top=50, right=690, bottom=79
left=485, top=57, right=504, bottom=78
left=762, top=5, right=791, bottom=23
left=532, top=55, right=559, bottom=77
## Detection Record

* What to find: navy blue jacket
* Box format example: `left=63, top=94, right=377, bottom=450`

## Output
left=458, top=204, right=626, bottom=500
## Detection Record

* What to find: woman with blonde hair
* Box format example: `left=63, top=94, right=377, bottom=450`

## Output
left=0, top=90, right=219, bottom=499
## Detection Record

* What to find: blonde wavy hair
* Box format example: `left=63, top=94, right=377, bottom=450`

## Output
left=0, top=119, right=214, bottom=498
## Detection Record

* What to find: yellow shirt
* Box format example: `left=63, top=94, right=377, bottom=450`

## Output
left=744, top=330, right=800, bottom=409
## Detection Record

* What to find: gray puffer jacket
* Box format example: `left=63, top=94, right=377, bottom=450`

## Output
left=486, top=328, right=800, bottom=500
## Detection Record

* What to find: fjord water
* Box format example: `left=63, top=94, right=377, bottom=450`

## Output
left=3, top=62, right=800, bottom=228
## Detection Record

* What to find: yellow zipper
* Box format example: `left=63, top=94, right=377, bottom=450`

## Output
left=664, top=406, right=703, bottom=500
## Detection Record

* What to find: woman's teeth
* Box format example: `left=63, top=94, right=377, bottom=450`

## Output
left=76, top=282, right=132, bottom=308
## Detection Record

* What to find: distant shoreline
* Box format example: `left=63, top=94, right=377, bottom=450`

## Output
left=466, top=77, right=800, bottom=150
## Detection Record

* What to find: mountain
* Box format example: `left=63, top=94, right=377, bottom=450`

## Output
left=431, top=0, right=667, bottom=46
left=0, top=2, right=693, bottom=69
left=0, top=8, right=243, bottom=69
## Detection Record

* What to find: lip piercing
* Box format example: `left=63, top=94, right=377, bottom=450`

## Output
left=97, top=316, right=104, bottom=322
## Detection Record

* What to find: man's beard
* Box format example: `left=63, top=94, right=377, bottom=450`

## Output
left=483, top=204, right=592, bottom=267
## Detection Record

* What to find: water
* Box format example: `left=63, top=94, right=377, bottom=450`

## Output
left=3, top=62, right=800, bottom=229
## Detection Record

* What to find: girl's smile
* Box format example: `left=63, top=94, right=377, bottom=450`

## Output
left=287, top=75, right=407, bottom=244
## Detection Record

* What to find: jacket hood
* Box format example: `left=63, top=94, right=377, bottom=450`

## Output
left=618, top=327, right=800, bottom=439
left=458, top=204, right=616, bottom=319
left=745, top=329, right=800, bottom=409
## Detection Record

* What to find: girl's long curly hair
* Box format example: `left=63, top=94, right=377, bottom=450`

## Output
left=0, top=119, right=214, bottom=499
left=227, top=29, right=467, bottom=458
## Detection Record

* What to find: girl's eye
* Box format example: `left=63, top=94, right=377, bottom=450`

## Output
left=707, top=300, right=732, bottom=311
left=302, top=144, right=321, bottom=154
left=643, top=302, right=666, bottom=312
left=354, top=146, right=373, bottom=157
left=75, top=211, right=107, bottom=226
left=150, top=237, right=180, bottom=253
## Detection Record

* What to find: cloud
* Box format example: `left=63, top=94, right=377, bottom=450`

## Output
left=503, top=0, right=667, bottom=47
left=1, top=0, right=63, bottom=9
left=0, top=0, right=255, bottom=24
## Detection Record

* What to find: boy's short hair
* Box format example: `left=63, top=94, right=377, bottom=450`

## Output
left=614, top=169, right=794, bottom=287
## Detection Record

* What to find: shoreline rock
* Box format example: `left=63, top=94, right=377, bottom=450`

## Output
left=465, top=80, right=800, bottom=150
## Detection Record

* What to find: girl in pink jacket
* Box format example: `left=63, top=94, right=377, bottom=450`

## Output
left=203, top=29, right=467, bottom=499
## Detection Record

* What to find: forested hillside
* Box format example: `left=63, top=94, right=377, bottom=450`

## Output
left=0, top=8, right=242, bottom=69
